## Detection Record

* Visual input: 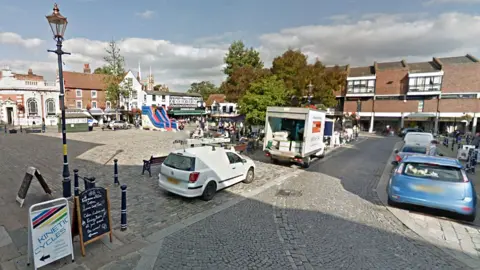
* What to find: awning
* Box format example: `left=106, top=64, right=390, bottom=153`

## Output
left=170, top=110, right=205, bottom=116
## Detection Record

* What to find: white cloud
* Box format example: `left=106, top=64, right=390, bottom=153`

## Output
left=0, top=32, right=44, bottom=48
left=4, top=12, right=480, bottom=91
left=425, top=0, right=480, bottom=4
left=135, top=10, right=155, bottom=19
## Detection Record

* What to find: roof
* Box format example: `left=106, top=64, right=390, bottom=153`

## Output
left=408, top=61, right=441, bottom=73
left=63, top=71, right=108, bottom=90
left=325, top=65, right=348, bottom=72
left=145, top=90, right=202, bottom=97
left=402, top=155, right=462, bottom=168
left=206, top=94, right=226, bottom=106
left=377, top=61, right=405, bottom=70
left=437, top=55, right=479, bottom=64
left=348, top=66, right=375, bottom=77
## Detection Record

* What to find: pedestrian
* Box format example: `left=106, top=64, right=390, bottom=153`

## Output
left=41, top=118, right=46, bottom=133
left=473, top=133, right=480, bottom=149
left=428, top=140, right=439, bottom=156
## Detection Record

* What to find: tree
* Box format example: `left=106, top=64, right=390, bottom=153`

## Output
left=271, top=49, right=309, bottom=97
left=187, top=81, right=220, bottom=100
left=223, top=41, right=263, bottom=77
left=220, top=67, right=271, bottom=102
left=93, top=66, right=111, bottom=74
left=154, top=84, right=170, bottom=92
left=309, top=62, right=346, bottom=108
left=238, top=75, right=291, bottom=125
left=102, top=40, right=130, bottom=118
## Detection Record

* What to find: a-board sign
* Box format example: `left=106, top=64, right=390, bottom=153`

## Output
left=75, top=187, right=112, bottom=256
left=16, top=167, right=52, bottom=207
left=27, top=198, right=74, bottom=269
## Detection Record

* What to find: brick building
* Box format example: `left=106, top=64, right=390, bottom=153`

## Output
left=63, top=64, right=109, bottom=110
left=336, top=54, right=480, bottom=134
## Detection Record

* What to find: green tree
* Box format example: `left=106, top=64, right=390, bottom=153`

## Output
left=154, top=84, right=170, bottom=92
left=238, top=75, right=291, bottom=125
left=271, top=49, right=309, bottom=97
left=311, top=63, right=346, bottom=108
left=93, top=66, right=111, bottom=74
left=102, top=40, right=130, bottom=118
left=187, top=81, right=220, bottom=100
left=220, top=66, right=271, bottom=102
left=223, top=40, right=263, bottom=77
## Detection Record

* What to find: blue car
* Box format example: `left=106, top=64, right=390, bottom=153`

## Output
left=388, top=155, right=477, bottom=222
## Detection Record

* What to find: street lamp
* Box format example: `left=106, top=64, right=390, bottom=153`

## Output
left=46, top=3, right=72, bottom=198
left=307, top=82, right=314, bottom=104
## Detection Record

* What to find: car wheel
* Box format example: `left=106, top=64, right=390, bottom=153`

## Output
left=243, top=167, right=254, bottom=184
left=201, top=181, right=217, bottom=201
left=302, top=156, right=311, bottom=168
left=271, top=158, right=278, bottom=164
left=462, top=213, right=476, bottom=222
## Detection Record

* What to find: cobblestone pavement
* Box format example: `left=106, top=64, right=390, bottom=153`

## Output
left=376, top=140, right=480, bottom=269
left=0, top=128, right=301, bottom=269
left=104, top=136, right=467, bottom=270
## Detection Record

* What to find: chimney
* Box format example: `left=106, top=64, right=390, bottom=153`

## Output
left=28, top=69, right=33, bottom=75
left=83, top=63, right=91, bottom=73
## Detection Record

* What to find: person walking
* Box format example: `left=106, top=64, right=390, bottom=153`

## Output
left=428, top=140, right=439, bottom=156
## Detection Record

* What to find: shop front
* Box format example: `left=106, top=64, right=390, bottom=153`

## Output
left=167, top=94, right=206, bottom=118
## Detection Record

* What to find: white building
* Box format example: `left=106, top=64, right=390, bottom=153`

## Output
left=205, top=94, right=239, bottom=117
left=0, top=67, right=60, bottom=126
left=119, top=70, right=145, bottom=110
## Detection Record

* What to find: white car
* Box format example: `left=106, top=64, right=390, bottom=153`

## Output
left=404, top=132, right=434, bottom=147
left=158, top=146, right=256, bottom=201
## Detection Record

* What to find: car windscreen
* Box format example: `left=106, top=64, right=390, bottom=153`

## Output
left=163, top=153, right=195, bottom=171
left=402, top=162, right=463, bottom=182
left=401, top=146, right=427, bottom=154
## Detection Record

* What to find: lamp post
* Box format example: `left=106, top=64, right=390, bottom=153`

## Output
left=46, top=3, right=72, bottom=198
left=307, top=82, right=314, bottom=105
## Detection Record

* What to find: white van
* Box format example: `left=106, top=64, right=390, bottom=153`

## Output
left=159, top=146, right=255, bottom=201
left=404, top=132, right=434, bottom=147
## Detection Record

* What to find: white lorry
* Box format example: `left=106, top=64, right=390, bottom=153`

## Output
left=263, top=107, right=326, bottom=168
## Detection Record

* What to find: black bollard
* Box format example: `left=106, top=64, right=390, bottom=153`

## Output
left=121, top=185, right=127, bottom=231
left=4, top=125, right=6, bottom=134
left=114, top=159, right=119, bottom=185
left=89, top=177, right=96, bottom=188
left=73, top=169, right=79, bottom=196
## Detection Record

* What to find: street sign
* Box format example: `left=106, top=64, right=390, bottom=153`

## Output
left=27, top=198, right=74, bottom=269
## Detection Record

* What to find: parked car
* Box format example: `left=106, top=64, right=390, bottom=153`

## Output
left=404, top=132, right=434, bottom=147
left=399, top=128, right=423, bottom=138
left=387, top=155, right=477, bottom=222
left=109, top=120, right=130, bottom=129
left=392, top=144, right=429, bottom=164
left=158, top=146, right=255, bottom=201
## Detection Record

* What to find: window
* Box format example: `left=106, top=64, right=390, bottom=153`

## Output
left=226, top=152, right=243, bottom=164
left=403, top=163, right=462, bottom=183
left=164, top=153, right=195, bottom=171
left=161, top=95, right=165, bottom=101
left=45, top=98, right=56, bottom=116
left=418, top=100, right=424, bottom=112
left=409, top=76, right=442, bottom=92
left=401, top=146, right=427, bottom=154
left=347, top=79, right=375, bottom=93
left=91, top=90, right=97, bottom=98
left=441, top=94, right=477, bottom=99
left=27, top=98, right=38, bottom=115
left=132, top=102, right=138, bottom=108
left=143, top=94, right=147, bottom=102
left=127, top=78, right=133, bottom=84
left=106, top=101, right=111, bottom=109
left=132, top=91, right=137, bottom=99
left=76, top=100, right=82, bottom=109
left=92, top=101, right=97, bottom=108
left=76, top=89, right=82, bottom=97
left=152, top=95, right=156, bottom=101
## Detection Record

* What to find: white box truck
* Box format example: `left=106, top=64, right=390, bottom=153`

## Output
left=263, top=107, right=326, bottom=168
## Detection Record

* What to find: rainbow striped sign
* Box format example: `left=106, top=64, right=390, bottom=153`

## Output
left=29, top=199, right=73, bottom=269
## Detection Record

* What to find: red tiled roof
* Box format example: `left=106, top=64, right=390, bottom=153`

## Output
left=63, top=71, right=108, bottom=90
left=206, top=94, right=226, bottom=106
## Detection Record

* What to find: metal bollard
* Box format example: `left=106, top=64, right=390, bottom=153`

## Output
left=89, top=177, right=96, bottom=188
left=120, top=185, right=127, bottom=231
left=114, top=159, right=119, bottom=185
left=4, top=125, right=6, bottom=133
left=73, top=169, right=79, bottom=196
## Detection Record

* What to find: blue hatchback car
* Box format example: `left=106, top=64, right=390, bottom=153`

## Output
left=388, top=155, right=477, bottom=222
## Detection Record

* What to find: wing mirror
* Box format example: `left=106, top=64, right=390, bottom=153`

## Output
left=394, top=149, right=399, bottom=154
left=439, top=153, right=444, bottom=156
left=242, top=159, right=247, bottom=163
left=391, top=160, right=399, bottom=166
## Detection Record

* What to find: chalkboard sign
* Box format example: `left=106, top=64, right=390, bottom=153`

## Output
left=74, top=187, right=112, bottom=256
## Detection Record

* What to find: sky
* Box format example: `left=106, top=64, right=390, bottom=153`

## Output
left=1, top=0, right=480, bottom=91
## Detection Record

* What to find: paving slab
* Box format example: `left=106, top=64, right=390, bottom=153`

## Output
left=0, top=226, right=13, bottom=248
